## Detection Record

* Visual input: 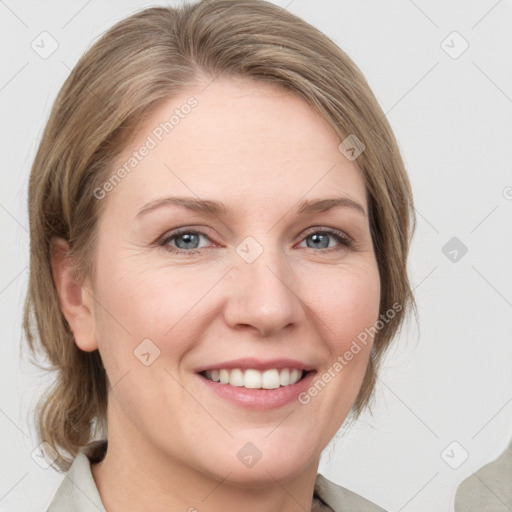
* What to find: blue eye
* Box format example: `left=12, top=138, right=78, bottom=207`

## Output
left=159, top=227, right=352, bottom=255
left=300, top=229, right=352, bottom=250
left=161, top=229, right=210, bottom=254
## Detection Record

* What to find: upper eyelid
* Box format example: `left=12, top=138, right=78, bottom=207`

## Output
left=160, top=226, right=215, bottom=243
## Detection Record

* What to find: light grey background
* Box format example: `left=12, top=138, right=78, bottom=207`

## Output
left=1, top=1, right=511, bottom=511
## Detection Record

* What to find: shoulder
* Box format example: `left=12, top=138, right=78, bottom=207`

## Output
left=314, top=473, right=388, bottom=512
left=454, top=439, right=512, bottom=511
left=46, top=440, right=107, bottom=512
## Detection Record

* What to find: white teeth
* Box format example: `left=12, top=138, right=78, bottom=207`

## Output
left=290, top=369, right=301, bottom=385
left=203, top=368, right=305, bottom=389
left=244, top=369, right=261, bottom=388
left=261, top=369, right=280, bottom=389
left=279, top=368, right=290, bottom=386
left=230, top=368, right=244, bottom=387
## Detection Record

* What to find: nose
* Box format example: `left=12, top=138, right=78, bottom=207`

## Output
left=223, top=243, right=302, bottom=338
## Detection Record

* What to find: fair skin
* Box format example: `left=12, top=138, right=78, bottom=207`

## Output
left=52, top=77, right=381, bottom=512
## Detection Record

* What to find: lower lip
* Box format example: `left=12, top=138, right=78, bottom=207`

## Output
left=196, top=371, right=316, bottom=410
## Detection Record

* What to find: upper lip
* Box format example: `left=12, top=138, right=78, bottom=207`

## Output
left=194, top=358, right=315, bottom=373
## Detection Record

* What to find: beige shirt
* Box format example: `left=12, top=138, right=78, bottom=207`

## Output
left=454, top=438, right=512, bottom=511
left=47, top=440, right=386, bottom=511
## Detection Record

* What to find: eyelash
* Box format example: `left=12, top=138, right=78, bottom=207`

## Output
left=158, top=227, right=353, bottom=255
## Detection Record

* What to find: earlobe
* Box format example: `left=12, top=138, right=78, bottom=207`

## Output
left=50, top=237, right=98, bottom=352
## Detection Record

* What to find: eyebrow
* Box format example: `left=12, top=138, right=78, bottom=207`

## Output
left=136, top=195, right=367, bottom=219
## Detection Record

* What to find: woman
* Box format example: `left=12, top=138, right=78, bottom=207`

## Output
left=24, top=1, right=415, bottom=510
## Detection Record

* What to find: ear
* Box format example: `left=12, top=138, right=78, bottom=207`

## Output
left=50, top=237, right=98, bottom=352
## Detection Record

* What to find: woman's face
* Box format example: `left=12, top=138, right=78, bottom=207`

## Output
left=84, top=77, right=380, bottom=484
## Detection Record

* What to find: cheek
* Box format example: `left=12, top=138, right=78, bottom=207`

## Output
left=90, top=250, right=223, bottom=379
left=307, top=262, right=381, bottom=407
left=91, top=228, right=380, bottom=372
left=308, top=262, right=381, bottom=348
left=295, top=263, right=381, bottom=442
left=93, top=252, right=381, bottom=344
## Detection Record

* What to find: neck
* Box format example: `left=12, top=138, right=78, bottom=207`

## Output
left=91, top=408, right=321, bottom=512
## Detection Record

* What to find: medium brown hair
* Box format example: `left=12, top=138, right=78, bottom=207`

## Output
left=24, top=0, right=415, bottom=471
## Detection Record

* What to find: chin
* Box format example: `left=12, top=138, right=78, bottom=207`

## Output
left=202, top=435, right=320, bottom=488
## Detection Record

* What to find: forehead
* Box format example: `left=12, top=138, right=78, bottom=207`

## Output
left=104, top=78, right=367, bottom=217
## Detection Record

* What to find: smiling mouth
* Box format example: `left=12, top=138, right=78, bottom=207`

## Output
left=199, top=368, right=312, bottom=390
